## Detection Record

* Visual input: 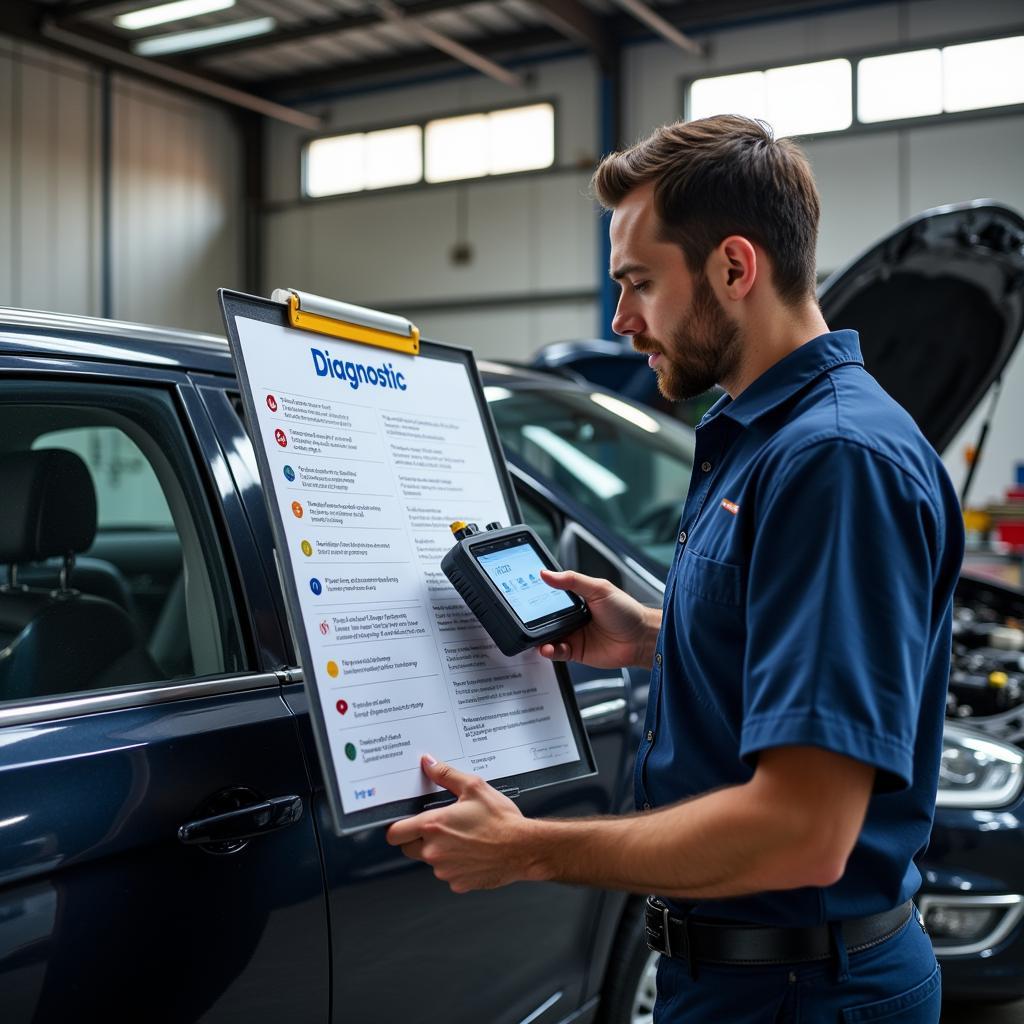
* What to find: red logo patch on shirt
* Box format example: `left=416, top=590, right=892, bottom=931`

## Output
left=721, top=499, right=740, bottom=515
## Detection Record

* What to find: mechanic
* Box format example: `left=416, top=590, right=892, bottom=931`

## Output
left=387, top=115, right=964, bottom=1022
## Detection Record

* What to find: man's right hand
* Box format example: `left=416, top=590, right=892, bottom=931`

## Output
left=537, top=569, right=661, bottom=670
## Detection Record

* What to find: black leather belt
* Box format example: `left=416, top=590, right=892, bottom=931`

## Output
left=644, top=896, right=914, bottom=965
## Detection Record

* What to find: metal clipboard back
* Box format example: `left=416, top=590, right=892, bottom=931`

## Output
left=219, top=287, right=595, bottom=834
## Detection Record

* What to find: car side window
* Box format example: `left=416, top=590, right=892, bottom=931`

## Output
left=516, top=488, right=560, bottom=552
left=0, top=382, right=249, bottom=706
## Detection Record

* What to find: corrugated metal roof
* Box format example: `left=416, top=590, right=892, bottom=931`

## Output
left=33, top=0, right=902, bottom=97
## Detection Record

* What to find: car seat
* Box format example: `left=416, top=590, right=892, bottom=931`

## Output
left=0, top=449, right=161, bottom=701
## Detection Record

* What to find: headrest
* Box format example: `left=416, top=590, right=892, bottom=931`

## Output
left=0, top=450, right=97, bottom=563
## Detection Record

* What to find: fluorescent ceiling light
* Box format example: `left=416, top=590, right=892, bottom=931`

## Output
left=134, top=16, right=275, bottom=56
left=115, top=0, right=235, bottom=31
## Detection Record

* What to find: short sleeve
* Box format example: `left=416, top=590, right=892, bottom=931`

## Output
left=740, top=439, right=940, bottom=792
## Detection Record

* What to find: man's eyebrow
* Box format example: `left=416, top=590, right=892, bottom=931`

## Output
left=609, top=262, right=649, bottom=281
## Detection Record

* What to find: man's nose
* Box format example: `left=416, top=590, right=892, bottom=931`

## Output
left=611, top=295, right=644, bottom=338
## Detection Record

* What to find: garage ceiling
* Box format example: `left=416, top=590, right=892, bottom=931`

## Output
left=10, top=0, right=906, bottom=102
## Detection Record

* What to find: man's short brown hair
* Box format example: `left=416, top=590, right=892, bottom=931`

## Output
left=592, top=115, right=820, bottom=305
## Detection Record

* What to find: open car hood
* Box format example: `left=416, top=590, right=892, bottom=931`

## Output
left=818, top=200, right=1024, bottom=454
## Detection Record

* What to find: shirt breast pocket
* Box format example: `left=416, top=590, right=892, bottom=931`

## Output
left=677, top=548, right=743, bottom=608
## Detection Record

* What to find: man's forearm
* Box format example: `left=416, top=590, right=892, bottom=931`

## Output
left=518, top=780, right=841, bottom=899
left=634, top=606, right=663, bottom=668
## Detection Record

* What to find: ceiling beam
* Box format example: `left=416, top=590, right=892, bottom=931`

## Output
left=371, top=0, right=521, bottom=87
left=143, top=0, right=489, bottom=64
left=37, top=18, right=322, bottom=128
left=53, top=0, right=143, bottom=20
left=610, top=0, right=703, bottom=55
left=524, top=0, right=615, bottom=71
left=260, top=27, right=567, bottom=101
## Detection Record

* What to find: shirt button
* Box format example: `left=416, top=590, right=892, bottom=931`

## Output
left=655, top=652, right=662, bottom=666
left=646, top=730, right=655, bottom=742
left=678, top=530, right=687, bottom=544
left=701, top=460, right=712, bottom=472
left=642, top=802, right=652, bottom=811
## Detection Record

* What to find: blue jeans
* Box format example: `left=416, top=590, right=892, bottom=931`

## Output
left=655, top=907, right=941, bottom=1022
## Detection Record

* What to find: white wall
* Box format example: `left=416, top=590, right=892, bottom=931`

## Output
left=0, top=36, right=244, bottom=334
left=0, top=38, right=103, bottom=317
left=111, top=76, right=244, bottom=333
left=262, top=55, right=601, bottom=362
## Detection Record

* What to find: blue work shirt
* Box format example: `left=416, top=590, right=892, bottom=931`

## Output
left=635, top=329, right=964, bottom=926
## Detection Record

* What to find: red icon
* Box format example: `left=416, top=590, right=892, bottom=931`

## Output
left=335, top=699, right=349, bottom=716
left=319, top=620, right=330, bottom=636
left=266, top=394, right=278, bottom=412
left=274, top=428, right=287, bottom=448
left=291, top=501, right=304, bottom=519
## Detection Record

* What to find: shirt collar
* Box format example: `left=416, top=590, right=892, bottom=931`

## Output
left=701, top=330, right=863, bottom=429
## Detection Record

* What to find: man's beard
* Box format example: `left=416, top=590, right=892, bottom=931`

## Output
left=634, top=273, right=742, bottom=401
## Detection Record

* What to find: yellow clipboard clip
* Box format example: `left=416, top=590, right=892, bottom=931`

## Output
left=271, top=288, right=420, bottom=356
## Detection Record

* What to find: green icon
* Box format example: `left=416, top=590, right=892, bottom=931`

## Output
left=345, top=743, right=357, bottom=762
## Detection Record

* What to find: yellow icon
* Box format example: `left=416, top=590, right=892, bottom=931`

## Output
left=326, top=660, right=339, bottom=678
left=301, top=539, right=313, bottom=557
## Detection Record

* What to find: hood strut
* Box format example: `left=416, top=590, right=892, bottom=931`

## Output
left=959, top=377, right=1003, bottom=508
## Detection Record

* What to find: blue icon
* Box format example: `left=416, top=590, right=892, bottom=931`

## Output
left=309, top=578, right=322, bottom=596
left=502, top=582, right=512, bottom=593
left=528, top=573, right=537, bottom=581
left=283, top=464, right=295, bottom=482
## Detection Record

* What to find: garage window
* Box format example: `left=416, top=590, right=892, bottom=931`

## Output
left=690, top=59, right=852, bottom=137
left=688, top=33, right=1024, bottom=136
left=303, top=102, right=555, bottom=198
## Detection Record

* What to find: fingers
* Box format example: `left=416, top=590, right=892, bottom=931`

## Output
left=421, top=754, right=476, bottom=797
left=386, top=813, right=426, bottom=847
left=537, top=640, right=572, bottom=661
left=539, top=568, right=608, bottom=601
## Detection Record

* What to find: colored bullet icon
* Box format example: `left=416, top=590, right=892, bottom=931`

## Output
left=344, top=743, right=357, bottom=762
left=291, top=501, right=303, bottom=518
left=266, top=394, right=278, bottom=412
left=283, top=464, right=295, bottom=482
left=336, top=699, right=349, bottom=716
left=309, top=578, right=322, bottom=596
left=274, top=428, right=287, bottom=448
left=326, top=660, right=339, bottom=678
left=319, top=619, right=330, bottom=636
left=301, top=539, right=313, bottom=557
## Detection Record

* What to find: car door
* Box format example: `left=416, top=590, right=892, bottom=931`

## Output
left=197, top=382, right=637, bottom=1024
left=0, top=356, right=328, bottom=1024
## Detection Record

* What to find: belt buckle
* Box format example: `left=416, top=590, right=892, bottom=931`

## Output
left=644, top=897, right=675, bottom=958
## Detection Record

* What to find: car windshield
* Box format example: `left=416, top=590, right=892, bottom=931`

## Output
left=487, top=383, right=694, bottom=572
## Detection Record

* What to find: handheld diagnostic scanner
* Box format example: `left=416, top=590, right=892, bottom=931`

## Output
left=440, top=520, right=593, bottom=655
left=441, top=521, right=591, bottom=656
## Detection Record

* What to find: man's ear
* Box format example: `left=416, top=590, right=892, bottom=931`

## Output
left=710, top=236, right=757, bottom=301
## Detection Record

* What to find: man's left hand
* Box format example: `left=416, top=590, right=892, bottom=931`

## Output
left=386, top=756, right=538, bottom=893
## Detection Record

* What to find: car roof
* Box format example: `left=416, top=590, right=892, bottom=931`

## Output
left=0, top=306, right=581, bottom=388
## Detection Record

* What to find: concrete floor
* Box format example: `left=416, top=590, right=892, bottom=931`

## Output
left=942, top=998, right=1024, bottom=1021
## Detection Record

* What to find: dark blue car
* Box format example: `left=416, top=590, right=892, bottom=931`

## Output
left=0, top=308, right=671, bottom=1024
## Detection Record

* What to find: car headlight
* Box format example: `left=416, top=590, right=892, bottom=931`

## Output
left=936, top=722, right=1024, bottom=808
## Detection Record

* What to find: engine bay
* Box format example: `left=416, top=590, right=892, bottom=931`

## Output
left=950, top=574, right=1024, bottom=745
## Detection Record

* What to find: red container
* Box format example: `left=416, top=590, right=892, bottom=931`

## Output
left=996, top=521, right=1024, bottom=547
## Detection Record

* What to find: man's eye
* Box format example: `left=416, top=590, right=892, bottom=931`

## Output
left=633, top=281, right=650, bottom=294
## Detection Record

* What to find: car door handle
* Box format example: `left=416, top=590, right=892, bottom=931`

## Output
left=178, top=795, right=303, bottom=846
left=576, top=676, right=629, bottom=730
left=580, top=697, right=628, bottom=729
